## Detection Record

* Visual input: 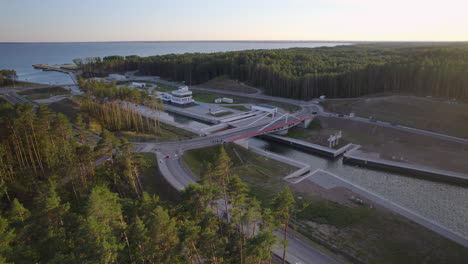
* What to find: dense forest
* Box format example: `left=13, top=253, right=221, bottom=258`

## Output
left=0, top=103, right=294, bottom=263
left=0, top=70, right=17, bottom=87
left=78, top=44, right=468, bottom=100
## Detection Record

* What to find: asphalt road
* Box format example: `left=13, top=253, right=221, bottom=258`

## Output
left=0, top=92, right=36, bottom=106
left=11, top=74, right=468, bottom=263
left=134, top=103, right=343, bottom=264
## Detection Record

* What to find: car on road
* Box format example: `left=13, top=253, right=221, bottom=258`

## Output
left=165, top=155, right=170, bottom=159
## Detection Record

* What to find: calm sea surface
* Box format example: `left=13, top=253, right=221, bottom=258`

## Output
left=0, top=41, right=348, bottom=84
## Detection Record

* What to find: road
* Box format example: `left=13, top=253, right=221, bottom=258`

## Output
left=279, top=231, right=344, bottom=264
left=10, top=74, right=468, bottom=263
left=133, top=103, right=343, bottom=264
left=137, top=145, right=344, bottom=264
left=0, top=82, right=81, bottom=105
left=130, top=75, right=468, bottom=146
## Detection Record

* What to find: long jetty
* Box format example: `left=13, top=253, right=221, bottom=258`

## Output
left=32, top=64, right=77, bottom=74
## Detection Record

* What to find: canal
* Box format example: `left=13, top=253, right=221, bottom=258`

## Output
left=249, top=137, right=468, bottom=238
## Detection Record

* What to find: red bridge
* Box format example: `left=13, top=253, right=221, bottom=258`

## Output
left=226, top=115, right=314, bottom=142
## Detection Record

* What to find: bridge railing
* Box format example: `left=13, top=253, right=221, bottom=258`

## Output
left=227, top=115, right=314, bottom=142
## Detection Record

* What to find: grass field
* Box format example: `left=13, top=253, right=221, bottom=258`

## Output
left=153, top=82, right=178, bottom=92
left=194, top=90, right=299, bottom=112
left=156, top=78, right=298, bottom=112
left=208, top=111, right=233, bottom=117
left=183, top=143, right=296, bottom=204
left=199, top=75, right=257, bottom=94
left=321, top=95, right=468, bottom=139
left=17, top=87, right=71, bottom=100
left=0, top=80, right=44, bottom=89
left=117, top=80, right=177, bottom=92
left=192, top=90, right=228, bottom=103
left=284, top=119, right=349, bottom=149
left=293, top=191, right=468, bottom=264
left=192, top=90, right=251, bottom=104
left=223, top=105, right=250, bottom=111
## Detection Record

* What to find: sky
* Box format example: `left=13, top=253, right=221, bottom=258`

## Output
left=1, top=0, right=467, bottom=42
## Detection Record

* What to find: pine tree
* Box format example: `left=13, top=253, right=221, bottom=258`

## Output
left=245, top=230, right=276, bottom=264
left=144, top=206, right=181, bottom=263
left=79, top=186, right=126, bottom=264
left=8, top=198, right=30, bottom=224
left=0, top=217, right=15, bottom=263
left=29, top=180, right=70, bottom=262
left=127, top=216, right=148, bottom=263
left=272, top=187, right=295, bottom=264
left=212, top=146, right=233, bottom=223
left=75, top=114, right=88, bottom=144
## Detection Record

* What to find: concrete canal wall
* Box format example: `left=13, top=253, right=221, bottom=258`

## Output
left=246, top=145, right=313, bottom=180
left=343, top=146, right=468, bottom=186
left=260, top=134, right=468, bottom=186
left=261, top=134, right=356, bottom=158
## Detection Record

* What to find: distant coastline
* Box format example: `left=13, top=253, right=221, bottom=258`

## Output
left=1, top=40, right=466, bottom=44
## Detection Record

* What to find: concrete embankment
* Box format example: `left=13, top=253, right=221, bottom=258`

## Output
left=261, top=134, right=356, bottom=158
left=127, top=103, right=206, bottom=136
left=304, top=169, right=468, bottom=248
left=247, top=145, right=312, bottom=179
left=164, top=105, right=220, bottom=124
left=343, top=146, right=468, bottom=186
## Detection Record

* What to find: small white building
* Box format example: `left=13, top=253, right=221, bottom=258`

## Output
left=252, top=104, right=278, bottom=117
left=161, top=86, right=195, bottom=106
left=130, top=82, right=146, bottom=88
left=222, top=98, right=234, bottom=103
left=214, top=98, right=223, bottom=103
left=319, top=95, right=326, bottom=100
left=108, top=74, right=126, bottom=81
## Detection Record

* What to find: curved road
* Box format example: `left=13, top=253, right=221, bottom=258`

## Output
left=134, top=101, right=344, bottom=264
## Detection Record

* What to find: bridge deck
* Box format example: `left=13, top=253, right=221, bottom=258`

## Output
left=227, top=115, right=314, bottom=142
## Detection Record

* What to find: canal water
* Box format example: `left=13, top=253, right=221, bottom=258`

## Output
left=249, top=137, right=468, bottom=238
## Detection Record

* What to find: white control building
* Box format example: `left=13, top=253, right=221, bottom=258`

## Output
left=161, top=86, right=195, bottom=106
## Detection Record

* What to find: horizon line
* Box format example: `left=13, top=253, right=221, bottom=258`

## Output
left=1, top=40, right=467, bottom=44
